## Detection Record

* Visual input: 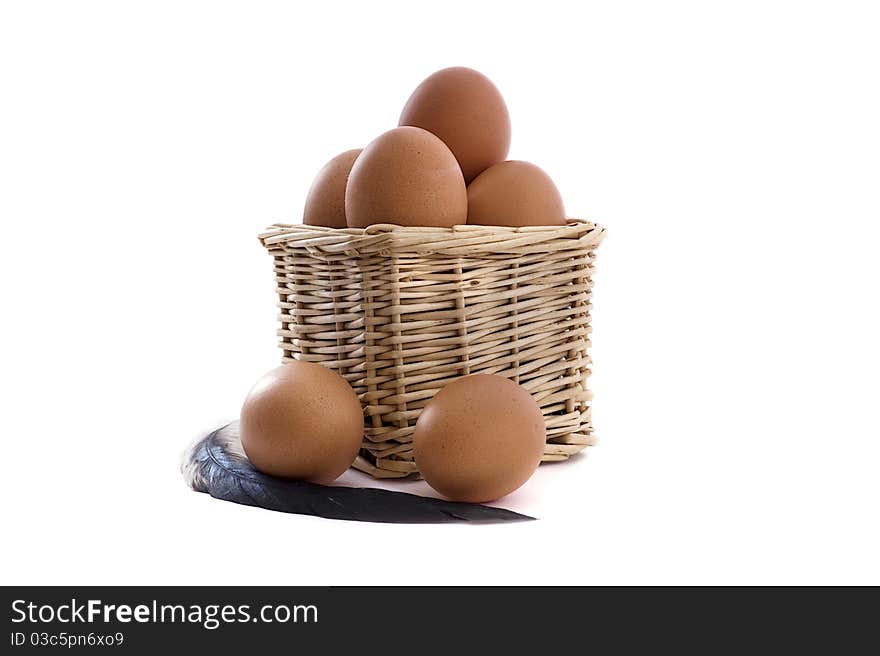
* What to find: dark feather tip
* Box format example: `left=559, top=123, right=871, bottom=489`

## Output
left=182, top=423, right=536, bottom=524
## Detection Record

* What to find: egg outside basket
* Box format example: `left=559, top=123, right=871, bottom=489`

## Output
left=258, top=220, right=606, bottom=479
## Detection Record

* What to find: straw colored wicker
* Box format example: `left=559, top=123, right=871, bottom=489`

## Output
left=258, top=219, right=605, bottom=479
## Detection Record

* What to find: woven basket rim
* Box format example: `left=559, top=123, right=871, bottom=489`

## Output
left=259, top=218, right=606, bottom=256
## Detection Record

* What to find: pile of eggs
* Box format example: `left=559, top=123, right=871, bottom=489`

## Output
left=303, top=67, right=567, bottom=230
left=241, top=362, right=546, bottom=503
left=239, top=68, right=573, bottom=504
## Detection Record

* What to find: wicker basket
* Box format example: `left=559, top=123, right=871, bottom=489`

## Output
left=258, top=220, right=605, bottom=479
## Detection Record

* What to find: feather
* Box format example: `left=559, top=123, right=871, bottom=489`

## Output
left=182, top=422, right=534, bottom=523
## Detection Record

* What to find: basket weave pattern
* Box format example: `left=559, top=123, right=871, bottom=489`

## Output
left=259, top=220, right=605, bottom=478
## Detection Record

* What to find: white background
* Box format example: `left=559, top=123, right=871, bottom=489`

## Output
left=1, top=1, right=878, bottom=585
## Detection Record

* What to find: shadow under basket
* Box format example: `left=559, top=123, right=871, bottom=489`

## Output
left=259, top=219, right=606, bottom=479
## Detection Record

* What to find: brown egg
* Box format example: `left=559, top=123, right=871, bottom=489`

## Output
left=345, top=126, right=466, bottom=228
left=240, top=362, right=364, bottom=483
left=303, top=149, right=362, bottom=228
left=412, top=374, right=546, bottom=502
left=400, top=67, right=511, bottom=183
left=467, top=160, right=566, bottom=227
